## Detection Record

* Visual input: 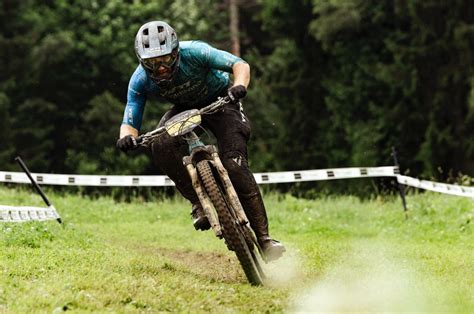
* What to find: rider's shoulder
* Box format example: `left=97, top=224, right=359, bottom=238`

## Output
left=180, top=41, right=213, bottom=64
left=129, top=65, right=149, bottom=88
left=180, top=41, right=212, bottom=53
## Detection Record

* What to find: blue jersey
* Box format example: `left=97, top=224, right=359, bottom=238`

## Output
left=122, top=40, right=246, bottom=130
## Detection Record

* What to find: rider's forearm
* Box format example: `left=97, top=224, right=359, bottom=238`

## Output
left=232, top=61, right=250, bottom=88
left=120, top=124, right=139, bottom=138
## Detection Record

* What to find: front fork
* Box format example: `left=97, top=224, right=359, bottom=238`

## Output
left=182, top=143, right=250, bottom=233
left=182, top=133, right=223, bottom=237
left=183, top=156, right=222, bottom=238
left=183, top=145, right=265, bottom=259
left=209, top=150, right=249, bottom=227
left=208, top=148, right=266, bottom=260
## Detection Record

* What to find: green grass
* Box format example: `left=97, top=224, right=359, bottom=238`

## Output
left=0, top=186, right=473, bottom=312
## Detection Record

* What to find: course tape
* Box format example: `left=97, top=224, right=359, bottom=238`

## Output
left=254, top=166, right=399, bottom=184
left=1, top=167, right=472, bottom=198
left=0, top=166, right=399, bottom=187
left=396, top=175, right=474, bottom=198
left=0, top=205, right=60, bottom=222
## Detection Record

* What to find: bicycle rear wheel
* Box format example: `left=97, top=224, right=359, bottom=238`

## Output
left=196, top=160, right=264, bottom=285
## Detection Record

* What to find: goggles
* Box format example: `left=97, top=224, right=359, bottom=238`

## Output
left=142, top=51, right=178, bottom=71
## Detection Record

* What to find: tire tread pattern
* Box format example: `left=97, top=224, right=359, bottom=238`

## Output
left=196, top=160, right=263, bottom=285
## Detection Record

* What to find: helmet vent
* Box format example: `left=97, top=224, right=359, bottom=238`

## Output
left=157, top=26, right=166, bottom=45
left=143, top=35, right=149, bottom=48
left=142, top=28, right=149, bottom=35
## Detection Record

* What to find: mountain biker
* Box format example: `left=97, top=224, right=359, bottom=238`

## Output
left=117, top=21, right=285, bottom=261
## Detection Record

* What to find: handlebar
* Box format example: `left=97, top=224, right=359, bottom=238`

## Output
left=136, top=96, right=233, bottom=147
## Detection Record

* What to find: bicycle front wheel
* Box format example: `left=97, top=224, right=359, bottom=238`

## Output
left=196, top=160, right=264, bottom=286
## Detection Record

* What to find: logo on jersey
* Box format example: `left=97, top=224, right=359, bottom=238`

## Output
left=160, top=80, right=208, bottom=103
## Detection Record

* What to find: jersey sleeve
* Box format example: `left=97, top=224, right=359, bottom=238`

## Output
left=122, top=66, right=148, bottom=131
left=190, top=41, right=246, bottom=72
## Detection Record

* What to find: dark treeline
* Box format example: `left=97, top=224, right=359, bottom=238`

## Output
left=1, top=1, right=473, bottom=187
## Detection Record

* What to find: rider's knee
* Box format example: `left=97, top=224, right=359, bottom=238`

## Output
left=151, top=134, right=181, bottom=153
left=221, top=150, right=258, bottom=195
left=150, top=135, right=185, bottom=169
left=221, top=151, right=249, bottom=173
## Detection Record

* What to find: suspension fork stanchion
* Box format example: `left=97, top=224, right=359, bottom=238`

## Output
left=15, top=156, right=62, bottom=224
left=210, top=150, right=249, bottom=226
left=391, top=147, right=408, bottom=219
left=210, top=150, right=267, bottom=261
left=183, top=156, right=222, bottom=237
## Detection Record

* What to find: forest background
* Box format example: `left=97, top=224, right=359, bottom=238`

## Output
left=1, top=0, right=473, bottom=193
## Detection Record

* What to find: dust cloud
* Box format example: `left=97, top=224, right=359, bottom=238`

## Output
left=263, top=245, right=305, bottom=288
left=288, top=242, right=435, bottom=313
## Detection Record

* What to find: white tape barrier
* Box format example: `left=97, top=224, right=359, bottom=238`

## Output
left=1, top=167, right=472, bottom=198
left=0, top=205, right=60, bottom=223
left=0, top=166, right=399, bottom=187
left=254, top=166, right=398, bottom=184
left=0, top=171, right=175, bottom=186
left=397, top=175, right=474, bottom=198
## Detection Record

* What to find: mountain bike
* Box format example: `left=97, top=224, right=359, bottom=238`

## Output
left=136, top=96, right=266, bottom=285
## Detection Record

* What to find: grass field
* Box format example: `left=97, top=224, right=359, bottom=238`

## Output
left=0, top=186, right=473, bottom=312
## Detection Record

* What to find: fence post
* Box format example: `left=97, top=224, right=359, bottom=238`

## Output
left=391, top=147, right=408, bottom=219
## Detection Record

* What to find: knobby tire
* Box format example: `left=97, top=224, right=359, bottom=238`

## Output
left=196, top=160, right=263, bottom=286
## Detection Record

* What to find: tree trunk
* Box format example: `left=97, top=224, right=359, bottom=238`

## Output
left=229, top=0, right=240, bottom=56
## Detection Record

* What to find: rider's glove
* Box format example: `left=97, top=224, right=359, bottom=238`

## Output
left=116, top=135, right=138, bottom=152
left=227, top=85, right=247, bottom=103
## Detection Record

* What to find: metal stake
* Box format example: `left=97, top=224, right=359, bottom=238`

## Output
left=15, top=156, right=62, bottom=224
